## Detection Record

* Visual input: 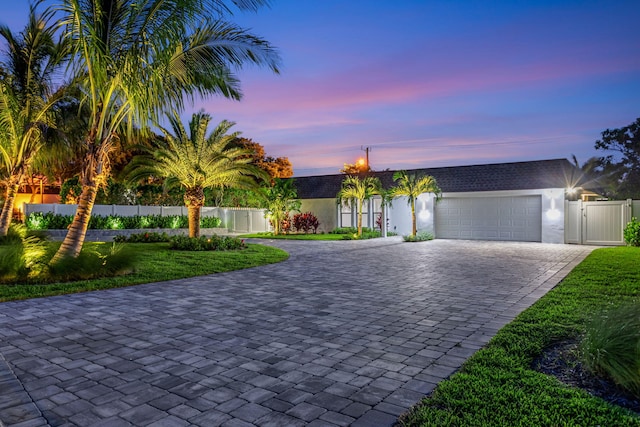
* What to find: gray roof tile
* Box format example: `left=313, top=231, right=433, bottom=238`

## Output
left=294, top=158, right=580, bottom=199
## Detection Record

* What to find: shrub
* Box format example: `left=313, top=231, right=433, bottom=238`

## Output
left=168, top=235, right=246, bottom=251
left=114, top=232, right=170, bottom=243
left=330, top=227, right=370, bottom=235
left=25, top=213, right=220, bottom=230
left=403, top=231, right=435, bottom=242
left=580, top=302, right=640, bottom=398
left=47, top=243, right=138, bottom=281
left=293, top=212, right=319, bottom=234
left=26, top=212, right=74, bottom=230
left=623, top=217, right=640, bottom=246
left=340, top=230, right=385, bottom=240
left=280, top=213, right=293, bottom=234
left=0, top=224, right=48, bottom=280
left=201, top=216, right=222, bottom=228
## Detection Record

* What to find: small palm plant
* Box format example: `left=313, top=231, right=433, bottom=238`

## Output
left=337, top=175, right=381, bottom=237
left=389, top=170, right=441, bottom=237
left=263, top=178, right=300, bottom=235
left=128, top=111, right=266, bottom=238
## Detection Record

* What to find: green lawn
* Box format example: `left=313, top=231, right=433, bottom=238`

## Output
left=241, top=231, right=390, bottom=240
left=0, top=242, right=288, bottom=302
left=400, top=246, right=640, bottom=426
left=241, top=232, right=346, bottom=240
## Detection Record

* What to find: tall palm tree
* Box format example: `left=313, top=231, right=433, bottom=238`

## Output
left=0, top=3, right=67, bottom=236
left=264, top=178, right=300, bottom=235
left=390, top=170, right=441, bottom=237
left=51, top=0, right=280, bottom=262
left=337, top=175, right=381, bottom=237
left=128, top=111, right=266, bottom=238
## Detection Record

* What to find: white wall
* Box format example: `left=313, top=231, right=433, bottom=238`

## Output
left=388, top=194, right=436, bottom=236
left=299, top=199, right=337, bottom=233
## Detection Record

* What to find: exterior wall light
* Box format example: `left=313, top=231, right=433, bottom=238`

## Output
left=545, top=195, right=561, bottom=220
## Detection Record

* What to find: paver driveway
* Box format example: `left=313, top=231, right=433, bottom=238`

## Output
left=0, top=238, right=594, bottom=427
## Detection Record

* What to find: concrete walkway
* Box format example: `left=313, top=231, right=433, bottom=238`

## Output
left=0, top=238, right=594, bottom=427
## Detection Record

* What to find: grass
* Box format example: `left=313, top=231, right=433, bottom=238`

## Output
left=400, top=246, right=640, bottom=427
left=241, top=232, right=347, bottom=240
left=0, top=242, right=288, bottom=302
left=241, top=230, right=391, bottom=240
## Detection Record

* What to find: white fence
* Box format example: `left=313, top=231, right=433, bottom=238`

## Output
left=565, top=199, right=638, bottom=245
left=23, top=203, right=271, bottom=234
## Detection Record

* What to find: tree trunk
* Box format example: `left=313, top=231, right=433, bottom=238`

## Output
left=50, top=177, right=98, bottom=262
left=272, top=214, right=280, bottom=235
left=185, top=187, right=204, bottom=238
left=357, top=199, right=363, bottom=237
left=188, top=205, right=200, bottom=238
left=51, top=133, right=109, bottom=263
left=0, top=174, right=22, bottom=236
left=411, top=199, right=417, bottom=236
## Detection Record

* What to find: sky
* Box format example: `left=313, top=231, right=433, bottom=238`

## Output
left=3, top=1, right=640, bottom=176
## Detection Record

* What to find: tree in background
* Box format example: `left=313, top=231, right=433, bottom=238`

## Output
left=389, top=170, right=441, bottom=237
left=0, top=4, right=67, bottom=235
left=50, top=0, right=280, bottom=262
left=595, top=118, right=640, bottom=199
left=336, top=175, right=381, bottom=237
left=233, top=138, right=293, bottom=179
left=340, top=159, right=371, bottom=175
left=127, top=111, right=266, bottom=238
left=569, top=155, right=620, bottom=200
left=211, top=137, right=293, bottom=207
left=264, top=177, right=300, bottom=235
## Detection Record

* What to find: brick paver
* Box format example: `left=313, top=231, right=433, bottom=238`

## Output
left=0, top=239, right=594, bottom=426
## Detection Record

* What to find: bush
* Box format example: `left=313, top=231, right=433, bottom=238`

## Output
left=580, top=302, right=640, bottom=398
left=0, top=224, right=48, bottom=280
left=330, top=227, right=370, bottom=235
left=293, top=212, right=319, bottom=234
left=201, top=216, right=223, bottom=228
left=168, top=235, right=246, bottom=251
left=403, top=231, right=435, bottom=242
left=623, top=217, right=640, bottom=246
left=47, top=243, right=138, bottom=281
left=26, top=212, right=73, bottom=230
left=25, top=212, right=221, bottom=230
left=114, top=232, right=170, bottom=243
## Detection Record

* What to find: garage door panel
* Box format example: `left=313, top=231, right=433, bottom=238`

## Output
left=435, top=196, right=542, bottom=242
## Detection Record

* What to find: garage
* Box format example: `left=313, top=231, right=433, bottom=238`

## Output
left=435, top=196, right=542, bottom=242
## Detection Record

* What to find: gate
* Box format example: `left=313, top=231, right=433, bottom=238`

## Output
left=565, top=200, right=634, bottom=245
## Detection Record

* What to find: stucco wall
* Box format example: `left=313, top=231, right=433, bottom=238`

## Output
left=299, top=188, right=567, bottom=243
left=388, top=195, right=436, bottom=236
left=299, top=199, right=337, bottom=233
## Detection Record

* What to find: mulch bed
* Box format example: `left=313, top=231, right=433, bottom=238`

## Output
left=532, top=338, right=640, bottom=414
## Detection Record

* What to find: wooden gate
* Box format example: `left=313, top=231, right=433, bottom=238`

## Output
left=565, top=200, right=634, bottom=245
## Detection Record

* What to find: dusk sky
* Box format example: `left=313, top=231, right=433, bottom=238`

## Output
left=4, top=1, right=640, bottom=176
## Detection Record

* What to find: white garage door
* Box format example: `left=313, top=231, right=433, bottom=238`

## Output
left=435, top=196, right=542, bottom=242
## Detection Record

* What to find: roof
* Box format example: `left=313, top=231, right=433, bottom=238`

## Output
left=294, top=158, right=582, bottom=199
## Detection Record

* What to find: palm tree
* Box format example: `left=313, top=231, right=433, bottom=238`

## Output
left=128, top=111, right=266, bottom=238
left=50, top=0, right=280, bottom=262
left=0, top=3, right=66, bottom=236
left=337, top=175, right=381, bottom=237
left=390, top=170, right=441, bottom=237
left=264, top=178, right=300, bottom=235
